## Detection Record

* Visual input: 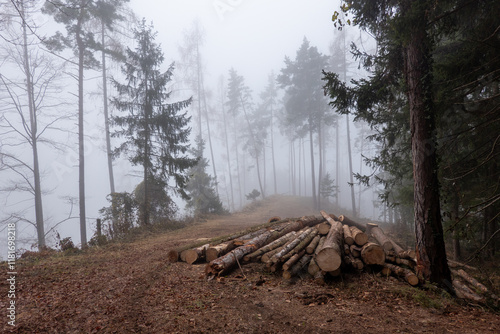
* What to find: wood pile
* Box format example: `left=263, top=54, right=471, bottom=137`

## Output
left=167, top=211, right=498, bottom=304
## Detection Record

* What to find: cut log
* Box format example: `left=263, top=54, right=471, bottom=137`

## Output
left=283, top=250, right=306, bottom=271
left=279, top=229, right=318, bottom=264
left=361, top=242, right=385, bottom=265
left=308, top=257, right=321, bottom=276
left=343, top=243, right=350, bottom=255
left=315, top=211, right=344, bottom=272
left=270, top=228, right=315, bottom=264
left=398, top=249, right=416, bottom=260
left=206, top=228, right=280, bottom=277
left=350, top=244, right=362, bottom=258
left=349, top=226, right=368, bottom=246
left=448, top=260, right=477, bottom=271
left=328, top=268, right=341, bottom=277
left=316, top=221, right=331, bottom=235
left=453, top=279, right=485, bottom=303
left=314, top=270, right=326, bottom=285
left=306, top=234, right=321, bottom=254
left=184, top=244, right=210, bottom=264
left=370, top=226, right=393, bottom=251
left=206, top=240, right=236, bottom=262
left=243, top=231, right=296, bottom=262
left=283, top=255, right=312, bottom=279
left=383, top=263, right=419, bottom=286
left=452, top=269, right=488, bottom=294
left=339, top=215, right=366, bottom=232
left=343, top=224, right=354, bottom=245
left=268, top=216, right=281, bottom=223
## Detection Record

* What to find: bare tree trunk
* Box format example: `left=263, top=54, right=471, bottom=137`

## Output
left=404, top=1, right=450, bottom=287
left=201, top=72, right=218, bottom=195
left=317, top=124, right=323, bottom=209
left=270, top=106, right=277, bottom=194
left=76, top=14, right=87, bottom=247
left=101, top=20, right=115, bottom=195
left=21, top=1, right=45, bottom=249
left=335, top=120, right=340, bottom=207
left=220, top=80, right=234, bottom=211
left=309, top=122, right=317, bottom=209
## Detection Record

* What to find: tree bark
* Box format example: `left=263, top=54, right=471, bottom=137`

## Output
left=243, top=231, right=296, bottom=262
left=206, top=240, right=236, bottom=262
left=339, top=215, right=366, bottom=232
left=343, top=225, right=354, bottom=245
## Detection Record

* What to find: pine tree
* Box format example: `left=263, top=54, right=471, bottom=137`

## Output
left=112, top=19, right=196, bottom=226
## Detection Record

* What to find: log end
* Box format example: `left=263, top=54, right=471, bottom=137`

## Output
left=167, top=249, right=179, bottom=263
left=316, top=248, right=342, bottom=272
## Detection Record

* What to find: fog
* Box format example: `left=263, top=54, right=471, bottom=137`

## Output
left=0, top=0, right=383, bottom=257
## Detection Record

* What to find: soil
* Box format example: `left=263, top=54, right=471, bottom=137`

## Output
left=2, top=196, right=499, bottom=333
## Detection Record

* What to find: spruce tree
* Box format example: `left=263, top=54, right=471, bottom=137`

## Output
left=112, top=19, right=196, bottom=226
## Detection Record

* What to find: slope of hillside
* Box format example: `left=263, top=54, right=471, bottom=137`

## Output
left=2, top=195, right=498, bottom=333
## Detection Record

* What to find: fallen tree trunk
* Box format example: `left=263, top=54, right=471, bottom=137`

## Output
left=316, top=221, right=331, bottom=235
left=339, top=215, right=366, bottom=232
left=243, top=231, right=296, bottom=262
left=383, top=263, right=419, bottom=286
left=370, top=226, right=393, bottom=251
left=283, top=250, right=306, bottom=271
left=283, top=254, right=311, bottom=279
left=184, top=244, right=210, bottom=264
left=206, top=240, right=236, bottom=262
left=308, top=257, right=321, bottom=276
left=453, top=279, right=485, bottom=303
left=452, top=269, right=488, bottom=294
left=361, top=242, right=385, bottom=265
left=270, top=228, right=314, bottom=264
left=315, top=211, right=343, bottom=272
left=350, top=244, right=362, bottom=258
left=206, top=228, right=281, bottom=277
left=306, top=234, right=321, bottom=254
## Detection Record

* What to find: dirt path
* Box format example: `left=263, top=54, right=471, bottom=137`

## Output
left=2, top=196, right=499, bottom=333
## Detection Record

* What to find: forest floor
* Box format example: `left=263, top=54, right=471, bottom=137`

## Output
left=2, top=195, right=499, bottom=333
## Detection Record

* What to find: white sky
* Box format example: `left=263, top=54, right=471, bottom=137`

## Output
left=130, top=0, right=341, bottom=91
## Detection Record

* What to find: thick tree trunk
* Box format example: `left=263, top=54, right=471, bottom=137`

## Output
left=338, top=215, right=366, bottom=232
left=243, top=231, right=296, bottom=262
left=206, top=241, right=236, bottom=262
left=343, top=225, right=354, bottom=245
left=404, top=1, right=451, bottom=287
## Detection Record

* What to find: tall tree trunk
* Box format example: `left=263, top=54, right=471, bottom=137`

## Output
left=346, top=114, right=356, bottom=216
left=335, top=120, right=340, bottom=207
left=21, top=1, right=45, bottom=249
left=404, top=0, right=450, bottom=287
left=240, top=95, right=264, bottom=198
left=221, top=83, right=235, bottom=211
left=308, top=121, right=317, bottom=209
left=358, top=123, right=365, bottom=216
left=201, top=72, right=218, bottom=195
left=232, top=114, right=242, bottom=207
left=101, top=20, right=115, bottom=195
left=298, top=138, right=302, bottom=196
left=76, top=14, right=87, bottom=247
left=270, top=106, right=277, bottom=194
left=317, top=124, right=323, bottom=209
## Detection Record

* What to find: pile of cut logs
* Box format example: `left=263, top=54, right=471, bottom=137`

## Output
left=168, top=211, right=420, bottom=286
left=168, top=211, right=499, bottom=304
